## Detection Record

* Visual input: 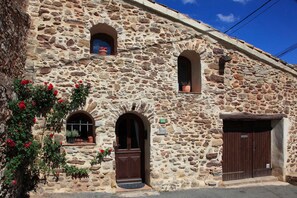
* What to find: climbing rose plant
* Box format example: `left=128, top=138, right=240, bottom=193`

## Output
left=90, top=148, right=113, bottom=165
left=3, top=79, right=90, bottom=197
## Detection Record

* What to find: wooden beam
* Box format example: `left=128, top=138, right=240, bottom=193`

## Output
left=220, top=112, right=286, bottom=120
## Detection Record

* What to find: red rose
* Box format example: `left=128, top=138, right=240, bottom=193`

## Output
left=79, top=80, right=82, bottom=83
left=58, top=99, right=64, bottom=103
left=33, top=117, right=37, bottom=123
left=49, top=134, right=54, bottom=138
left=11, top=180, right=17, bottom=185
left=53, top=90, right=58, bottom=96
left=21, top=79, right=29, bottom=85
left=100, top=149, right=105, bottom=154
left=24, top=142, right=32, bottom=148
left=18, top=101, right=26, bottom=110
left=48, top=83, right=53, bottom=90
left=44, top=82, right=48, bottom=85
left=60, top=141, right=63, bottom=145
left=108, top=148, right=112, bottom=153
left=75, top=84, right=79, bottom=88
left=6, top=139, right=16, bottom=147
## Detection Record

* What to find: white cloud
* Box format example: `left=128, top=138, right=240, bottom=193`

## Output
left=233, top=0, right=251, bottom=4
left=217, top=13, right=239, bottom=23
left=182, top=0, right=197, bottom=4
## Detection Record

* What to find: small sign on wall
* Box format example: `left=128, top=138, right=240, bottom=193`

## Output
left=157, top=127, right=167, bottom=135
left=159, top=118, right=167, bottom=124
left=95, top=121, right=103, bottom=127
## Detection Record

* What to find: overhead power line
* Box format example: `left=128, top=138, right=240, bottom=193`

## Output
left=229, top=0, right=280, bottom=35
left=224, top=0, right=274, bottom=34
left=275, top=43, right=297, bottom=58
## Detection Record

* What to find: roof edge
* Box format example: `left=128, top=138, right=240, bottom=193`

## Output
left=128, top=0, right=297, bottom=76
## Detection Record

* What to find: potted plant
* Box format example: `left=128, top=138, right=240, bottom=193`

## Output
left=98, top=47, right=108, bottom=55
left=181, top=82, right=191, bottom=92
left=88, top=135, right=94, bottom=143
left=66, top=129, right=79, bottom=143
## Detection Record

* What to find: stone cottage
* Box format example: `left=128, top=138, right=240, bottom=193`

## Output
left=23, top=0, right=297, bottom=193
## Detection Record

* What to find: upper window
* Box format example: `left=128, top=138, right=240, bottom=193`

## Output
left=178, top=56, right=192, bottom=92
left=91, top=33, right=114, bottom=55
left=178, top=51, right=201, bottom=93
left=66, top=111, right=95, bottom=144
left=90, top=23, right=117, bottom=55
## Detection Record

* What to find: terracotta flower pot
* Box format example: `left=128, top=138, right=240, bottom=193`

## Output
left=88, top=136, right=94, bottom=143
left=98, top=47, right=107, bottom=55
left=182, top=85, right=191, bottom=92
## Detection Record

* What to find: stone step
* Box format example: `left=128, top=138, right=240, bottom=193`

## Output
left=286, top=174, right=297, bottom=186
left=116, top=184, right=160, bottom=197
left=221, top=176, right=281, bottom=188
left=116, top=189, right=160, bottom=197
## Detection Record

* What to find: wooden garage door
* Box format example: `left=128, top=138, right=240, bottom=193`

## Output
left=223, top=120, right=272, bottom=181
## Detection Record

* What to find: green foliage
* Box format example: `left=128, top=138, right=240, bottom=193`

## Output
left=69, top=82, right=90, bottom=110
left=46, top=81, right=90, bottom=133
left=90, top=148, right=112, bottom=165
left=64, top=165, right=88, bottom=179
left=3, top=79, right=90, bottom=197
left=41, top=135, right=66, bottom=173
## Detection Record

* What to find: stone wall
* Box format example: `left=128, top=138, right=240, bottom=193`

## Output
left=0, top=0, right=30, bottom=197
left=25, top=0, right=297, bottom=193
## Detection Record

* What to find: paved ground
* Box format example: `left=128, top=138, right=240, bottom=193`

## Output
left=31, top=183, right=297, bottom=198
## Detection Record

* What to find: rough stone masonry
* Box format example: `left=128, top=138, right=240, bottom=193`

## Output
left=21, top=0, right=297, bottom=194
left=0, top=0, right=30, bottom=197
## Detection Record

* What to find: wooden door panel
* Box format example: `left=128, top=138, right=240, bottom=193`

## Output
left=115, top=114, right=144, bottom=184
left=223, top=121, right=272, bottom=181
left=116, top=156, right=129, bottom=180
left=253, top=130, right=272, bottom=177
left=129, top=156, right=141, bottom=178
left=223, top=132, right=252, bottom=181
left=240, top=133, right=253, bottom=179
left=116, top=152, right=141, bottom=182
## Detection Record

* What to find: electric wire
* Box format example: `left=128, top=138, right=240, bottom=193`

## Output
left=275, top=43, right=297, bottom=57
left=224, top=0, right=274, bottom=34
left=229, top=0, right=280, bottom=35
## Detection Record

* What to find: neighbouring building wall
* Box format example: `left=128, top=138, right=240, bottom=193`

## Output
left=24, top=0, right=297, bottom=193
left=223, top=50, right=297, bottom=175
left=0, top=0, right=30, bottom=197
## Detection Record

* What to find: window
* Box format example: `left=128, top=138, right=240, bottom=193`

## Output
left=178, top=51, right=201, bottom=93
left=90, top=23, right=117, bottom=55
left=66, top=111, right=95, bottom=143
left=91, top=33, right=114, bottom=55
left=178, top=56, right=192, bottom=91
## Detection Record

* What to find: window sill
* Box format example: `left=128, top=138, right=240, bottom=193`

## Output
left=178, top=91, right=201, bottom=94
left=62, top=142, right=96, bottom=146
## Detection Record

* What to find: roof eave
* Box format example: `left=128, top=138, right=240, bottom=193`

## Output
left=128, top=0, right=297, bottom=76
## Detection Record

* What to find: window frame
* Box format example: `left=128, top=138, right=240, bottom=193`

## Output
left=90, top=33, right=115, bottom=55
left=65, top=111, right=95, bottom=144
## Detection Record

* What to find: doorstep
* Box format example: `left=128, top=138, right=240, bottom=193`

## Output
left=116, top=184, right=160, bottom=197
left=221, top=176, right=288, bottom=188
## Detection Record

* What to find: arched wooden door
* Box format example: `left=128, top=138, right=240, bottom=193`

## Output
left=115, top=113, right=145, bottom=184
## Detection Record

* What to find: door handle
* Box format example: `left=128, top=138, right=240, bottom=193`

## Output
left=113, top=141, right=120, bottom=148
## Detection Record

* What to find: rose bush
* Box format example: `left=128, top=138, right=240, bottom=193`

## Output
left=2, top=79, right=90, bottom=197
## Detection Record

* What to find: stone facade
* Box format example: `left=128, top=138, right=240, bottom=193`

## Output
left=0, top=0, right=30, bottom=197
left=24, top=0, right=297, bottom=194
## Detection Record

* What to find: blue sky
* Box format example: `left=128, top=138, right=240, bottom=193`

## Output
left=155, top=0, right=297, bottom=64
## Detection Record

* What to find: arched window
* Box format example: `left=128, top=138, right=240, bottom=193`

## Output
left=90, top=23, right=117, bottom=55
left=91, top=33, right=114, bottom=55
left=66, top=111, right=95, bottom=143
left=178, top=56, right=192, bottom=91
left=178, top=51, right=201, bottom=93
